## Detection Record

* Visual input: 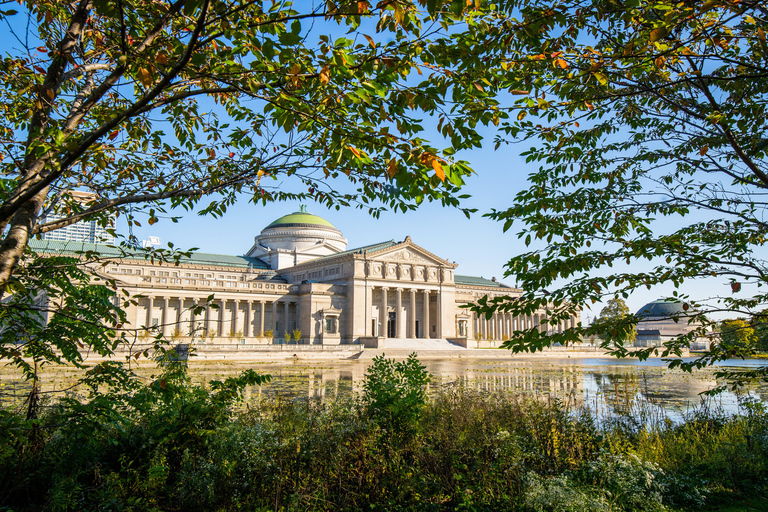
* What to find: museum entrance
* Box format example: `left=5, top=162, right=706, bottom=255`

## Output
left=387, top=312, right=396, bottom=338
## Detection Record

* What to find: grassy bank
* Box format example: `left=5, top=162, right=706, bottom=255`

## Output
left=1, top=356, right=766, bottom=511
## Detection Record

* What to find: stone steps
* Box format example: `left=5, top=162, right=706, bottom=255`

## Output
left=375, top=338, right=466, bottom=350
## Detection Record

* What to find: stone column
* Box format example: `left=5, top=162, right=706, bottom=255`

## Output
left=436, top=289, right=442, bottom=338
left=271, top=300, right=278, bottom=333
left=244, top=300, right=252, bottom=338
left=283, top=301, right=289, bottom=336
left=145, top=296, right=154, bottom=330
left=365, top=281, right=373, bottom=336
left=205, top=302, right=212, bottom=337
left=409, top=288, right=416, bottom=338
left=233, top=300, right=240, bottom=336
left=381, top=287, right=388, bottom=337
left=422, top=289, right=430, bottom=339
left=175, top=298, right=182, bottom=335
left=259, top=300, right=265, bottom=337
left=189, top=300, right=196, bottom=336
left=395, top=288, right=403, bottom=339
left=218, top=300, right=225, bottom=337
left=160, top=296, right=168, bottom=337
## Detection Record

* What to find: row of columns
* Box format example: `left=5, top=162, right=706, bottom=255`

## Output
left=376, top=286, right=440, bottom=339
left=138, top=296, right=297, bottom=338
left=473, top=311, right=578, bottom=340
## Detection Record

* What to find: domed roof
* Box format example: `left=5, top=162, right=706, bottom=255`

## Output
left=247, top=208, right=348, bottom=269
left=265, top=211, right=338, bottom=231
left=636, top=300, right=689, bottom=318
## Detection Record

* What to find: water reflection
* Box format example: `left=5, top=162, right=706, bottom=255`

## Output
left=2, top=357, right=767, bottom=422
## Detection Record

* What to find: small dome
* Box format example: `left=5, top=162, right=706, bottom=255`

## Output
left=266, top=211, right=339, bottom=231
left=636, top=300, right=689, bottom=318
left=246, top=208, right=348, bottom=269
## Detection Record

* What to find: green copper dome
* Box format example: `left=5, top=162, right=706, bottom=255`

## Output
left=266, top=210, right=338, bottom=230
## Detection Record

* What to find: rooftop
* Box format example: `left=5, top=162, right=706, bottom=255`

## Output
left=455, top=275, right=512, bottom=288
left=28, top=239, right=269, bottom=270
left=636, top=299, right=693, bottom=318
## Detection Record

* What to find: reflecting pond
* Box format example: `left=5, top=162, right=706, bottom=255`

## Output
left=2, top=356, right=767, bottom=422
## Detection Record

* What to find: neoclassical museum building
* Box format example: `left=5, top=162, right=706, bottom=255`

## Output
left=30, top=209, right=580, bottom=346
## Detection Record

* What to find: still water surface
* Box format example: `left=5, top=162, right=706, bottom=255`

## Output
left=2, top=356, right=767, bottom=422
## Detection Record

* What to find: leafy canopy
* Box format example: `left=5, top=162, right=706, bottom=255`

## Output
left=454, top=0, right=768, bottom=379
left=0, top=0, right=497, bottom=288
left=0, top=0, right=500, bottom=381
left=596, top=298, right=636, bottom=343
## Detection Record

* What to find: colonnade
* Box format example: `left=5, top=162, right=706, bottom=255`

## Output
left=472, top=311, right=578, bottom=340
left=372, top=285, right=442, bottom=339
left=136, top=296, right=298, bottom=339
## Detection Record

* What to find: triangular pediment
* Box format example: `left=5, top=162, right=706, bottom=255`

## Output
left=369, top=238, right=454, bottom=267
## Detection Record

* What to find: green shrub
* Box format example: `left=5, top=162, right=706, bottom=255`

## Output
left=577, top=452, right=665, bottom=511
left=360, top=353, right=431, bottom=432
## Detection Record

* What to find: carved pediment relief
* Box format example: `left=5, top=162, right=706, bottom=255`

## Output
left=385, top=249, right=430, bottom=263
left=373, top=245, right=451, bottom=267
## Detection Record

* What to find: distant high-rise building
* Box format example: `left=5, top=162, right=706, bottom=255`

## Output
left=39, top=191, right=115, bottom=244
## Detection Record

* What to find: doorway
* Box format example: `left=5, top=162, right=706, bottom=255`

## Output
left=387, top=312, right=396, bottom=338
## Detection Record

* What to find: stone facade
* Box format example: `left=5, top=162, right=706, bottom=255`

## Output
left=30, top=210, right=580, bottom=346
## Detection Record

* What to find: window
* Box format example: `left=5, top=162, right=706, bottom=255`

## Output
left=325, top=318, right=337, bottom=334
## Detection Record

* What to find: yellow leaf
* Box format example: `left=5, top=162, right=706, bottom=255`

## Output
left=432, top=159, right=445, bottom=182
left=364, top=34, right=376, bottom=48
left=348, top=146, right=361, bottom=158
left=700, top=145, right=708, bottom=156
left=137, top=67, right=152, bottom=87
left=554, top=58, right=568, bottom=69
left=156, top=53, right=167, bottom=65
left=319, top=65, right=330, bottom=85
left=518, top=110, right=527, bottom=121
left=594, top=72, right=607, bottom=85
left=387, top=158, right=397, bottom=178
left=473, top=82, right=484, bottom=92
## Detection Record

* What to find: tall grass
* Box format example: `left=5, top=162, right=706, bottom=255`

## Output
left=0, top=374, right=766, bottom=510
